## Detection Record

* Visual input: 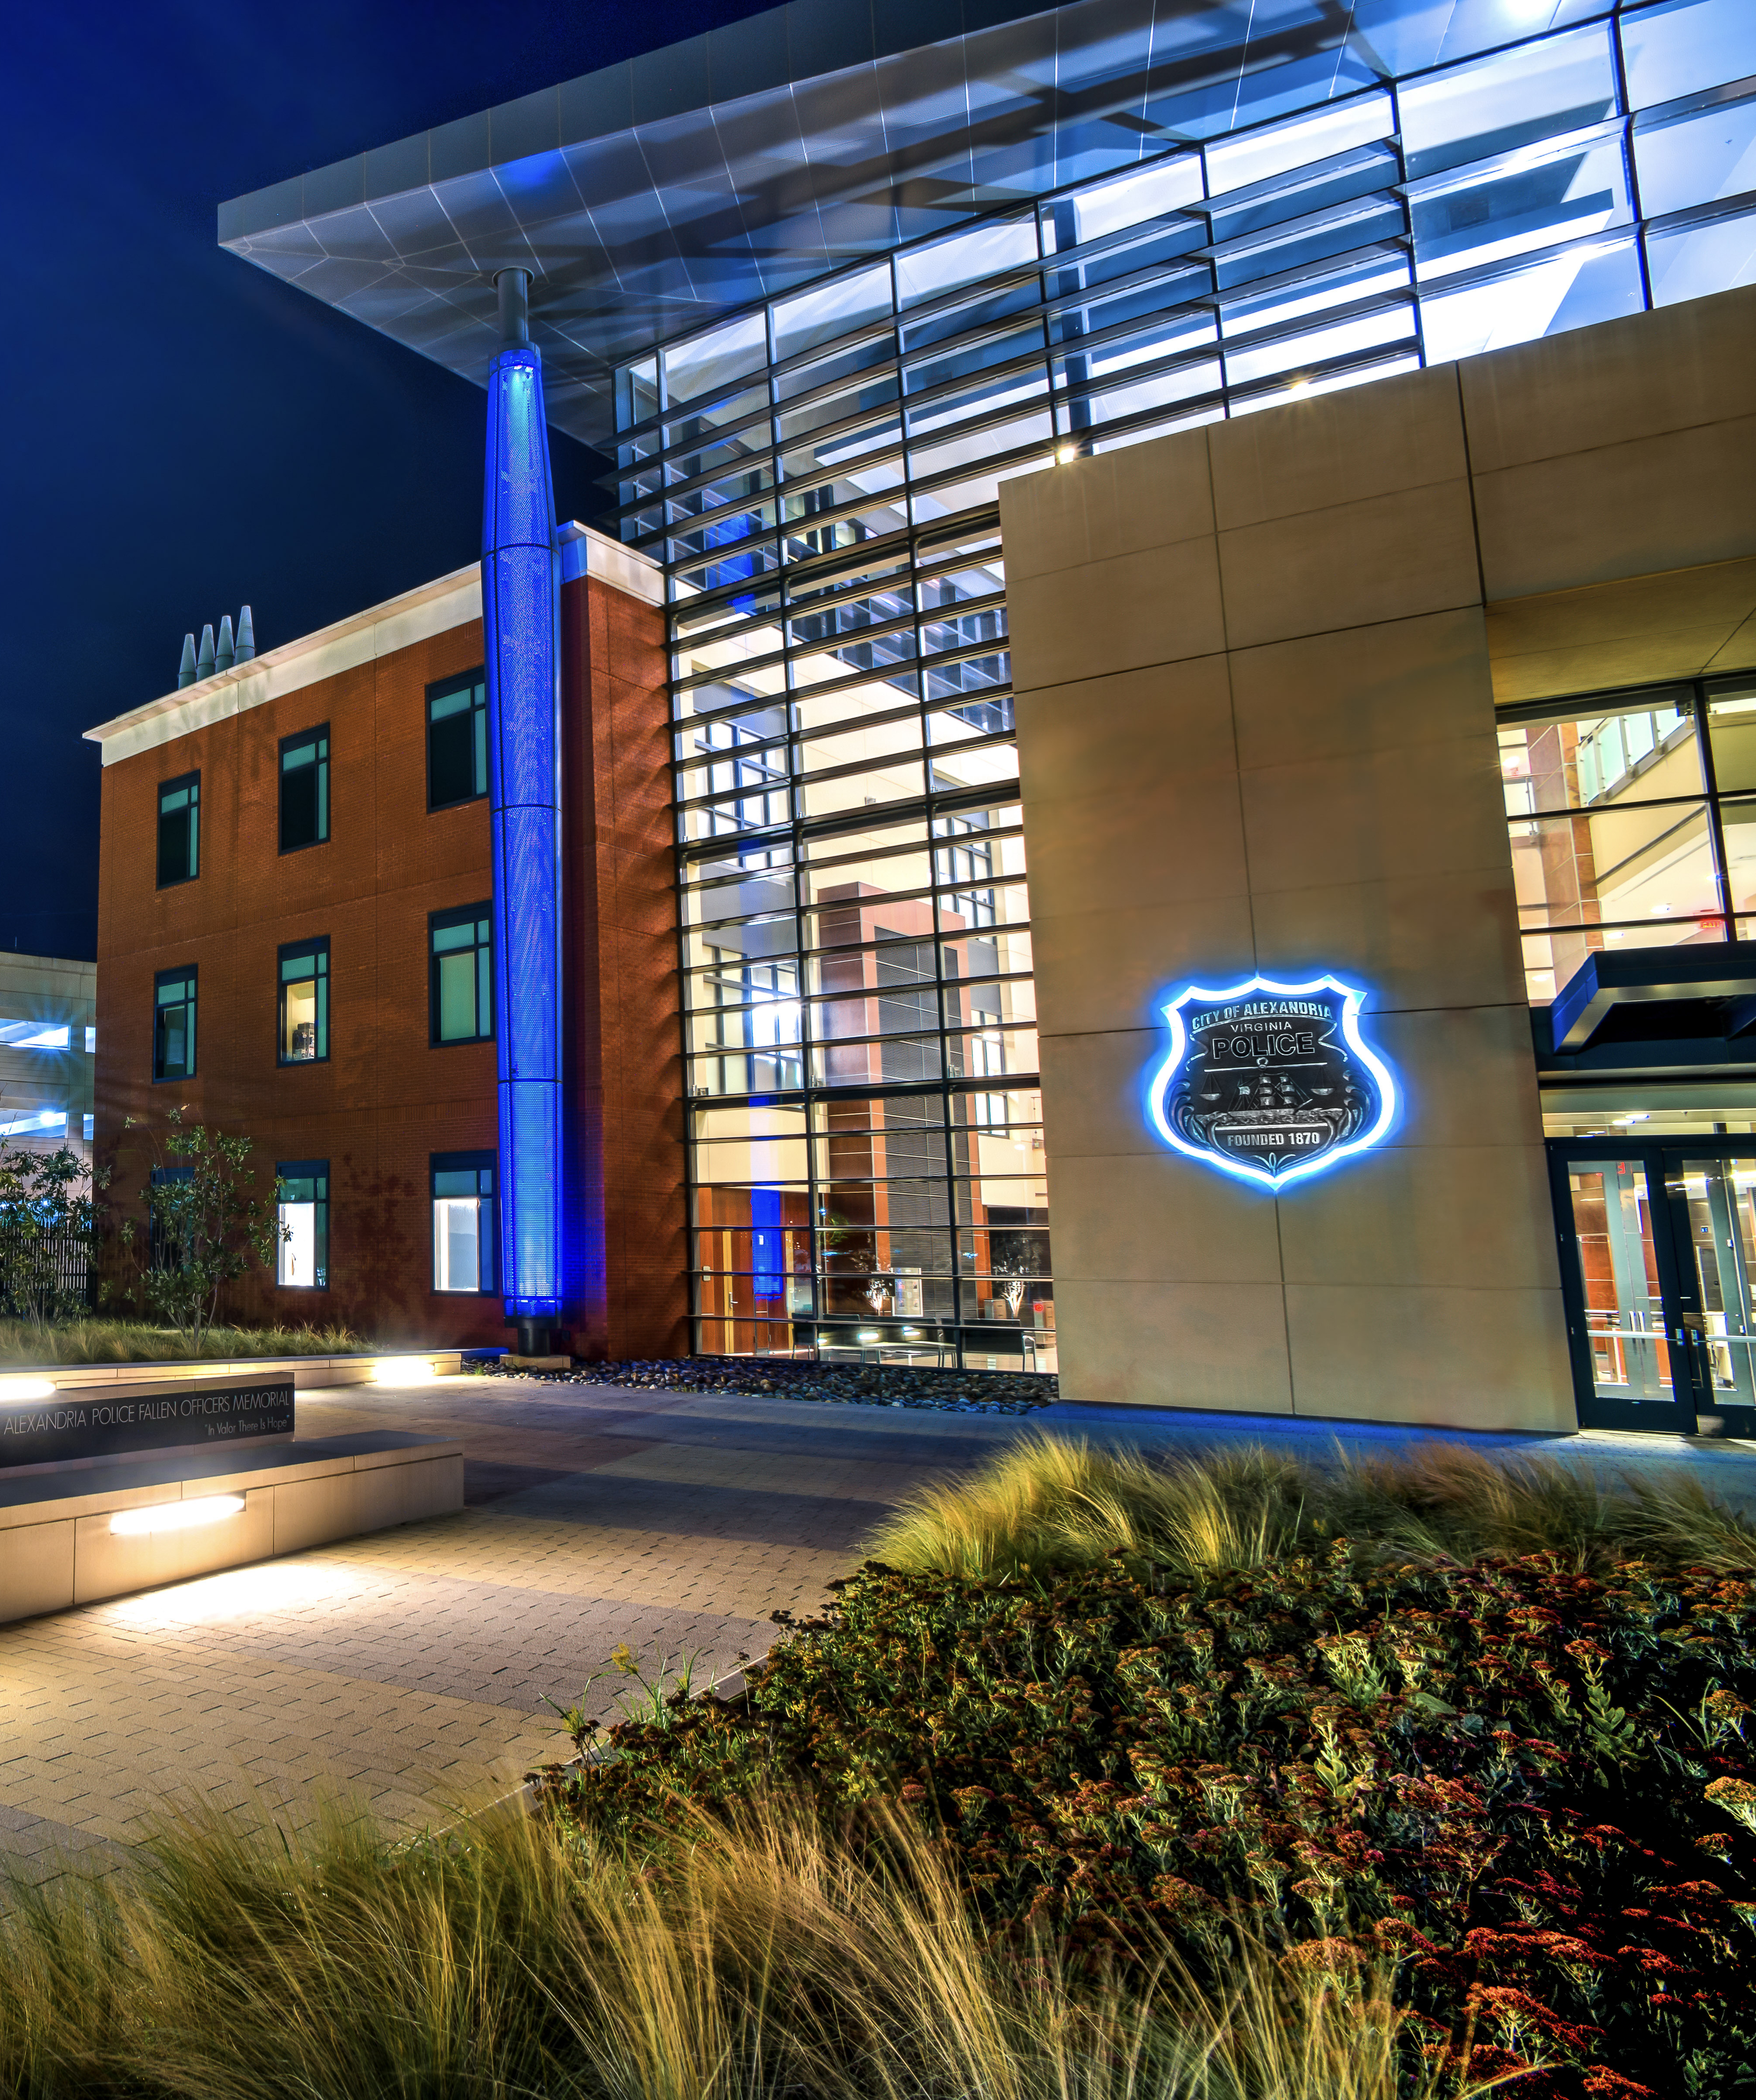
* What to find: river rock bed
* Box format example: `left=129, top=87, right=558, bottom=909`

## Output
left=468, top=1354, right=1055, bottom=1414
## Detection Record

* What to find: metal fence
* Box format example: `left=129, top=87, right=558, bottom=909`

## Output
left=0, top=1230, right=99, bottom=1318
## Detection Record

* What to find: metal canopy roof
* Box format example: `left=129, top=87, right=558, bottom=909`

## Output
left=217, top=0, right=1599, bottom=448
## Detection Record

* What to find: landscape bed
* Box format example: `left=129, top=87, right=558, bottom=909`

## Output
left=535, top=1439, right=1756, bottom=2099
left=473, top=1352, right=1057, bottom=1413
left=4, top=1436, right=1756, bottom=2099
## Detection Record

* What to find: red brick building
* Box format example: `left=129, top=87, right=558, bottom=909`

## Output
left=87, top=527, right=684, bottom=1356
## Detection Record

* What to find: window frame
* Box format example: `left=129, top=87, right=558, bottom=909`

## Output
left=426, top=671, right=489, bottom=813
left=278, top=725, right=331, bottom=854
left=277, top=937, right=331, bottom=1067
left=156, top=772, right=200, bottom=889
left=428, top=904, right=494, bottom=1046
left=152, top=966, right=197, bottom=1083
left=430, top=1149, right=497, bottom=1294
left=1498, top=673, right=1756, bottom=1001
left=274, top=1157, right=330, bottom=1290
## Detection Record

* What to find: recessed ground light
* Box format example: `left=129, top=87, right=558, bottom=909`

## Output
left=110, top=1495, right=245, bottom=1537
left=373, top=1357, right=437, bottom=1384
left=0, top=1375, right=56, bottom=1401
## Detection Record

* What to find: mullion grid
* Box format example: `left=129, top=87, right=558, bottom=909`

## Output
left=655, top=11, right=1675, bottom=1361
left=1506, top=681, right=1742, bottom=990
left=680, top=790, right=1032, bottom=1363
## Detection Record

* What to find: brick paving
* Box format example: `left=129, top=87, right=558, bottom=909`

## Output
left=0, top=1374, right=1025, bottom=1881
left=2, top=1374, right=1751, bottom=1886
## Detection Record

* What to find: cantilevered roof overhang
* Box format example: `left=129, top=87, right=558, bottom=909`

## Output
left=216, top=0, right=1479, bottom=449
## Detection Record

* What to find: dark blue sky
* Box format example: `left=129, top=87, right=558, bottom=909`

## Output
left=5, top=0, right=771, bottom=962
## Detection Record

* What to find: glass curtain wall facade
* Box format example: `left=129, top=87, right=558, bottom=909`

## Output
left=1502, top=673, right=1756, bottom=1005
left=609, top=0, right=1755, bottom=1365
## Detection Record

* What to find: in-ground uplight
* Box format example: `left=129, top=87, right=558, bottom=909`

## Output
left=1146, top=973, right=1397, bottom=1192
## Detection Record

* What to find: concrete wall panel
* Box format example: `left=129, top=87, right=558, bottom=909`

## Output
left=1007, top=538, right=1227, bottom=687
left=999, top=288, right=1753, bottom=1429
left=1207, top=365, right=1468, bottom=530
left=1001, top=426, right=1214, bottom=580
left=1052, top=1277, right=1294, bottom=1414
left=0, top=1520, right=75, bottom=1622
left=1216, top=480, right=1482, bottom=650
left=1282, top=1284, right=1576, bottom=1432
left=1473, top=415, right=1756, bottom=601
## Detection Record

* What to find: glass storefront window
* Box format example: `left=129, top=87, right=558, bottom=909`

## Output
left=1398, top=24, right=1618, bottom=181
left=616, top=5, right=1756, bottom=1358
left=1503, top=680, right=1756, bottom=1004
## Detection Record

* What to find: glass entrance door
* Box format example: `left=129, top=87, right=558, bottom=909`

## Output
left=1552, top=1154, right=1689, bottom=1431
left=1549, top=1141, right=1756, bottom=1434
left=1661, top=1153, right=1756, bottom=1438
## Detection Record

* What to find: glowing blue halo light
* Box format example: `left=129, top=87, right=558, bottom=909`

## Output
left=1145, top=973, right=1398, bottom=1192
left=482, top=338, right=564, bottom=1321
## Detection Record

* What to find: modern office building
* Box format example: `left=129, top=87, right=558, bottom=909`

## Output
left=0, top=955, right=96, bottom=1164
left=86, top=0, right=1756, bottom=1421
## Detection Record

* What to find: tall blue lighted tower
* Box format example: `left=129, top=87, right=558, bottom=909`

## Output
left=482, top=267, right=563, bottom=1353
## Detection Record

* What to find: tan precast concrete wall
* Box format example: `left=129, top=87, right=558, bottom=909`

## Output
left=1000, top=284, right=1756, bottom=1431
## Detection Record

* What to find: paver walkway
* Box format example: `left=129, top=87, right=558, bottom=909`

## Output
left=0, top=1375, right=1028, bottom=1881
left=1, top=1374, right=1751, bottom=1884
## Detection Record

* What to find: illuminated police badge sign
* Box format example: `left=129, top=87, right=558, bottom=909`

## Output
left=1147, top=974, right=1397, bottom=1191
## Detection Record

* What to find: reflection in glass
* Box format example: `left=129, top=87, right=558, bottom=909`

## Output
left=1398, top=25, right=1617, bottom=180
left=606, top=0, right=1756, bottom=1356
left=1565, top=1161, right=1673, bottom=1400
left=1670, top=1158, right=1756, bottom=1407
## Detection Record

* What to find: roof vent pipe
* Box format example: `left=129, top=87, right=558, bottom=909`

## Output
left=235, top=605, right=255, bottom=662
left=177, top=634, right=197, bottom=689
left=196, top=625, right=216, bottom=680
left=215, top=615, right=235, bottom=674
left=495, top=268, right=531, bottom=347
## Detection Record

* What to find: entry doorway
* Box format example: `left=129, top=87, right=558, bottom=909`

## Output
left=1549, top=1141, right=1756, bottom=1436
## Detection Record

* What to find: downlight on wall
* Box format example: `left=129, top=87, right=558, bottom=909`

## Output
left=110, top=1495, right=246, bottom=1537
left=1146, top=973, right=1398, bottom=1192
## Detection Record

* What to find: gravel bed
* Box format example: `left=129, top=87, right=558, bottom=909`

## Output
left=467, top=1355, right=1056, bottom=1414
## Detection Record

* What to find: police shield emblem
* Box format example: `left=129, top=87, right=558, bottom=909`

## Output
left=1147, top=975, right=1397, bottom=1191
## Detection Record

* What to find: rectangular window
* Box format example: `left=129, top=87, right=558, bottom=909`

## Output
left=427, top=672, right=488, bottom=810
left=279, top=728, right=330, bottom=851
left=430, top=906, right=493, bottom=1044
left=275, top=1160, right=329, bottom=1288
left=278, top=939, right=329, bottom=1064
left=153, top=968, right=196, bottom=1081
left=157, top=773, right=199, bottom=887
left=432, top=1151, right=495, bottom=1292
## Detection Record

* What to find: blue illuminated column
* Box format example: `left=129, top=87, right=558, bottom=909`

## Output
left=482, top=269, right=563, bottom=1335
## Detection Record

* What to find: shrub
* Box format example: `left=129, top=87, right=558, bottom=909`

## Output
left=539, top=1542, right=1756, bottom=2097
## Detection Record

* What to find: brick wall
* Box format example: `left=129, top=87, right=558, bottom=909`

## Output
left=96, top=572, right=682, bottom=1354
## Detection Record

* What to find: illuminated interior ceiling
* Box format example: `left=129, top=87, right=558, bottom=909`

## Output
left=217, top=0, right=1559, bottom=449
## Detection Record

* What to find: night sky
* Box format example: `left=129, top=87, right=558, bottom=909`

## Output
left=6, top=0, right=771, bottom=962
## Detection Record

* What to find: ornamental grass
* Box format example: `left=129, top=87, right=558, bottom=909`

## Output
left=0, top=1315, right=365, bottom=1365
left=535, top=1441, right=1756, bottom=2099
left=862, top=1432, right=1756, bottom=1579
left=0, top=1789, right=1440, bottom=2100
